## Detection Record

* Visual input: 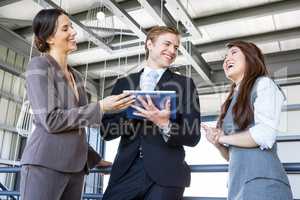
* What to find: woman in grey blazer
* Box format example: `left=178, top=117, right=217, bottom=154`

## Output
left=202, top=41, right=293, bottom=200
left=20, top=9, right=135, bottom=200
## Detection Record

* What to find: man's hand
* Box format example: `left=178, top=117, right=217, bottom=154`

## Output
left=131, top=95, right=171, bottom=128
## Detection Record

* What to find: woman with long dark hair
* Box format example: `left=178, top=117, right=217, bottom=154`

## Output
left=202, top=41, right=293, bottom=199
left=20, top=9, right=135, bottom=200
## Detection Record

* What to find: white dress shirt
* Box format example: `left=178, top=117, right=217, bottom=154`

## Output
left=140, top=66, right=166, bottom=90
left=249, top=77, right=285, bottom=150
left=139, top=66, right=170, bottom=141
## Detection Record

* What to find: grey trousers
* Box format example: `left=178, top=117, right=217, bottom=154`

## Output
left=20, top=165, right=85, bottom=200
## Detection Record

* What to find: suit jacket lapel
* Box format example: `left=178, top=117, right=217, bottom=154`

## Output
left=130, top=70, right=143, bottom=90
left=155, top=69, right=173, bottom=90
left=45, top=54, right=80, bottom=106
left=45, top=54, right=65, bottom=80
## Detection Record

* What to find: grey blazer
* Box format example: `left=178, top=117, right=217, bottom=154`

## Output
left=21, top=55, right=102, bottom=173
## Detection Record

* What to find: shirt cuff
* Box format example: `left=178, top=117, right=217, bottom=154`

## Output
left=249, top=124, right=277, bottom=150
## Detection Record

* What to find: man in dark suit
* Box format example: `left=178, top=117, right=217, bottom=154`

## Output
left=101, top=26, right=201, bottom=200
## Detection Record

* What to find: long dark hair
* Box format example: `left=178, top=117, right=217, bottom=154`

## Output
left=217, top=41, right=269, bottom=130
left=32, top=9, right=65, bottom=52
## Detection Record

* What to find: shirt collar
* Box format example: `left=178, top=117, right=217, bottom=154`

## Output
left=143, top=66, right=166, bottom=77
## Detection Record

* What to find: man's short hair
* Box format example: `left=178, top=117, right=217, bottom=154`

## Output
left=145, top=26, right=180, bottom=59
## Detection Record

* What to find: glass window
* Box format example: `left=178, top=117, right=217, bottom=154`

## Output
left=0, top=129, right=4, bottom=153
left=185, top=173, right=228, bottom=197
left=0, top=165, right=6, bottom=184
left=278, top=142, right=300, bottom=163
left=19, top=80, right=25, bottom=98
left=14, top=104, right=21, bottom=127
left=1, top=131, right=12, bottom=160
left=8, top=134, right=20, bottom=161
left=14, top=54, right=24, bottom=71
left=279, top=110, right=300, bottom=135
left=90, top=95, right=98, bottom=103
left=0, top=69, right=4, bottom=90
left=6, top=49, right=16, bottom=67
left=282, top=85, right=300, bottom=105
left=11, top=75, right=21, bottom=97
left=85, top=128, right=102, bottom=194
left=17, top=137, right=27, bottom=160
left=288, top=174, right=300, bottom=199
left=103, top=138, right=120, bottom=191
left=23, top=58, right=29, bottom=72
left=6, top=101, right=16, bottom=126
left=2, top=72, right=12, bottom=93
left=0, top=98, right=8, bottom=124
left=0, top=45, right=8, bottom=62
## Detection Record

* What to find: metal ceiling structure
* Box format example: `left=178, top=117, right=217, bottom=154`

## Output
left=0, top=0, right=300, bottom=94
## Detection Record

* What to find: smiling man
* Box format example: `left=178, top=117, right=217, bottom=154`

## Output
left=101, top=26, right=201, bottom=200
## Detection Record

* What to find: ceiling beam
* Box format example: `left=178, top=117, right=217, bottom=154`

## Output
left=85, top=26, right=135, bottom=36
left=138, top=0, right=213, bottom=85
left=70, top=0, right=300, bottom=51
left=71, top=0, right=141, bottom=21
left=93, top=49, right=300, bottom=94
left=102, top=48, right=300, bottom=82
left=0, top=24, right=39, bottom=58
left=73, top=24, right=300, bottom=60
left=16, top=0, right=300, bottom=56
left=102, top=0, right=146, bottom=40
left=165, top=0, right=202, bottom=39
left=138, top=0, right=184, bottom=30
left=181, top=41, right=212, bottom=84
left=75, top=35, right=140, bottom=52
left=33, top=0, right=112, bottom=52
left=0, top=58, right=25, bottom=78
left=73, top=25, right=300, bottom=72
left=0, top=0, right=21, bottom=7
left=75, top=54, right=146, bottom=73
left=196, top=26, right=300, bottom=53
left=194, top=0, right=300, bottom=27
left=0, top=18, right=32, bottom=27
left=44, top=0, right=300, bottom=55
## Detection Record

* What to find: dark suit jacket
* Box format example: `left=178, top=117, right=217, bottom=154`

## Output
left=21, top=55, right=101, bottom=173
left=101, top=69, right=201, bottom=187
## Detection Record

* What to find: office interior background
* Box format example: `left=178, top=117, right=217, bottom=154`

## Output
left=0, top=0, right=299, bottom=199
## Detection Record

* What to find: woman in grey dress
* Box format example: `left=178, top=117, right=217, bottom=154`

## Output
left=202, top=41, right=293, bottom=200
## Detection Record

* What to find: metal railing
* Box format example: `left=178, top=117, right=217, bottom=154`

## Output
left=0, top=163, right=299, bottom=200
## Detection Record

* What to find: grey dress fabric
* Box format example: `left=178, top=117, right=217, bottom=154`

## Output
left=223, top=77, right=293, bottom=200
